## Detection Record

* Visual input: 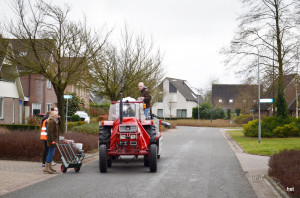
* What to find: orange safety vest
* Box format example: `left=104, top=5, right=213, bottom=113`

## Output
left=40, top=119, right=48, bottom=140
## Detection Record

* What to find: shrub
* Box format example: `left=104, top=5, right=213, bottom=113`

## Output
left=244, top=116, right=296, bottom=137
left=192, top=102, right=225, bottom=119
left=243, top=119, right=259, bottom=137
left=71, top=123, right=99, bottom=134
left=26, top=115, right=41, bottom=125
left=269, top=149, right=300, bottom=197
left=234, top=114, right=253, bottom=124
left=226, top=109, right=231, bottom=120
left=235, top=108, right=241, bottom=116
left=70, top=114, right=80, bottom=122
left=67, top=121, right=87, bottom=131
left=273, top=122, right=299, bottom=138
left=0, top=130, right=98, bottom=161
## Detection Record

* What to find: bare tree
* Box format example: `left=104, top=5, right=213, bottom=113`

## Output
left=90, top=26, right=164, bottom=101
left=222, top=0, right=299, bottom=117
left=0, top=0, right=108, bottom=132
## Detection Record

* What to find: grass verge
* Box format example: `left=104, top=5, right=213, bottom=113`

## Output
left=227, top=130, right=300, bottom=156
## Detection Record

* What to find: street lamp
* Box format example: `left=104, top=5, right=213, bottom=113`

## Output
left=232, top=41, right=261, bottom=143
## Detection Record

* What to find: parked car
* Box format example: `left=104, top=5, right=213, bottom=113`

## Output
left=161, top=121, right=171, bottom=129
left=74, top=111, right=90, bottom=123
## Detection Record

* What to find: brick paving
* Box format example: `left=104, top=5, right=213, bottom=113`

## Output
left=0, top=154, right=98, bottom=197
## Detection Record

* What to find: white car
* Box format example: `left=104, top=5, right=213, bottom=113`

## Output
left=74, top=111, right=90, bottom=123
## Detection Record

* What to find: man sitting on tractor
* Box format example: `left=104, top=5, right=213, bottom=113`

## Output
left=123, top=100, right=135, bottom=117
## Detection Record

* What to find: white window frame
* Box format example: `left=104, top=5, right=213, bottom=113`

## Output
left=229, top=99, right=233, bottom=103
left=219, top=99, right=222, bottom=103
left=47, top=79, right=51, bottom=89
left=32, top=103, right=41, bottom=116
left=0, top=98, right=3, bottom=119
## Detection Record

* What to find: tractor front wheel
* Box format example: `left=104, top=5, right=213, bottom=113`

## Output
left=99, top=144, right=107, bottom=173
left=149, top=144, right=157, bottom=172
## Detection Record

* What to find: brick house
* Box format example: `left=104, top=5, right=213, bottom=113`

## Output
left=1, top=39, right=90, bottom=122
left=212, top=84, right=259, bottom=114
left=152, top=77, right=203, bottom=118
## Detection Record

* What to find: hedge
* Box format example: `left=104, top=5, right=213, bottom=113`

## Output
left=0, top=124, right=40, bottom=131
left=243, top=116, right=298, bottom=137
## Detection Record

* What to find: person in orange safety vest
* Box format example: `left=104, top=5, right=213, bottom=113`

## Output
left=41, top=109, right=53, bottom=167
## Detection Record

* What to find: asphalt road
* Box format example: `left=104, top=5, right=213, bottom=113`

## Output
left=2, top=127, right=256, bottom=198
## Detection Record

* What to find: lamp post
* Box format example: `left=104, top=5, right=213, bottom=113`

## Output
left=232, top=41, right=261, bottom=143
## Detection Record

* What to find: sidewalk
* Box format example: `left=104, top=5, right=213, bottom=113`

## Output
left=0, top=153, right=98, bottom=197
left=220, top=129, right=289, bottom=198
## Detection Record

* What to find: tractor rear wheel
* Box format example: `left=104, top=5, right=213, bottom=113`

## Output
left=149, top=144, right=157, bottom=172
left=99, top=144, right=107, bottom=173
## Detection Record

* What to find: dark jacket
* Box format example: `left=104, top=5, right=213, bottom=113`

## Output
left=140, top=86, right=151, bottom=108
left=46, top=116, right=59, bottom=147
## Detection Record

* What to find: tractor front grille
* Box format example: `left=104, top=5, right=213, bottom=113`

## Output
left=119, top=125, right=137, bottom=133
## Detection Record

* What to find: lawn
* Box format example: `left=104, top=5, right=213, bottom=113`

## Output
left=227, top=130, right=300, bottom=156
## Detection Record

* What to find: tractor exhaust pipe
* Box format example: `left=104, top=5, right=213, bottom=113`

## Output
left=120, top=91, right=123, bottom=124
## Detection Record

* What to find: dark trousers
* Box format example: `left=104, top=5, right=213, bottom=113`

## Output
left=42, top=140, right=49, bottom=164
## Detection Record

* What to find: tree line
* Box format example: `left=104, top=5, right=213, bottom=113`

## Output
left=0, top=0, right=164, bottom=132
left=222, top=0, right=300, bottom=118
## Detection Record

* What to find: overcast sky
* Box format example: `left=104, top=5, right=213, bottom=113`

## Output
left=0, top=0, right=241, bottom=90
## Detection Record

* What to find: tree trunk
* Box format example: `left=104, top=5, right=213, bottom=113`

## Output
left=53, top=85, right=66, bottom=134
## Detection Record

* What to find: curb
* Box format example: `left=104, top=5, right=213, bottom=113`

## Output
left=264, top=175, right=290, bottom=198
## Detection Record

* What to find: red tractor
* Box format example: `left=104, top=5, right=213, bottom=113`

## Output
left=99, top=97, right=162, bottom=173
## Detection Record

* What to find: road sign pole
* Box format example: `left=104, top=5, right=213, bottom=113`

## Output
left=66, top=98, right=68, bottom=133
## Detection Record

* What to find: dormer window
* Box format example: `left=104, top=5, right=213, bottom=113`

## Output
left=219, top=99, right=222, bottom=103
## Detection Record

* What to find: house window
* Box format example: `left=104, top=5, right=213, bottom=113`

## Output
left=229, top=99, right=233, bottom=103
left=0, top=98, right=3, bottom=119
left=219, top=99, right=222, bottom=103
left=46, top=104, right=52, bottom=112
left=157, top=109, right=163, bottom=117
left=32, top=103, right=41, bottom=116
left=243, top=99, right=246, bottom=103
left=169, top=82, right=177, bottom=93
left=47, top=80, right=51, bottom=89
left=177, top=109, right=187, bottom=118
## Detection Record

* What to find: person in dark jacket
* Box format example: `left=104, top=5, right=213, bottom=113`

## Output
left=138, top=82, right=152, bottom=119
left=43, top=110, right=59, bottom=174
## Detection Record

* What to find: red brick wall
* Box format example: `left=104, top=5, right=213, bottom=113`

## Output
left=21, top=74, right=57, bottom=115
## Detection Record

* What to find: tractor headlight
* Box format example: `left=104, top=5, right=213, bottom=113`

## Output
left=130, top=134, right=136, bottom=139
left=120, top=135, right=127, bottom=139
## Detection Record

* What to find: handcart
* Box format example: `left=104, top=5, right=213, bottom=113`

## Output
left=56, top=141, right=85, bottom=173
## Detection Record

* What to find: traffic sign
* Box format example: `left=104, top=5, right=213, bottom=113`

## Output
left=260, top=98, right=273, bottom=103
left=64, top=95, right=73, bottom=99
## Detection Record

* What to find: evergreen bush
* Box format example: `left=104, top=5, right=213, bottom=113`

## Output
left=70, top=114, right=80, bottom=122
